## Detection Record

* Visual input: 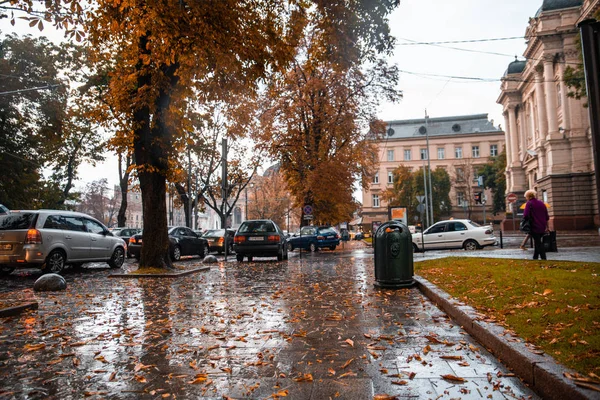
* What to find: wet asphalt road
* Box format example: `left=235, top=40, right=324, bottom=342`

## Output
left=1, top=238, right=597, bottom=399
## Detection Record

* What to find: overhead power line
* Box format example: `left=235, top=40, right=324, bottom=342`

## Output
left=396, top=36, right=526, bottom=45
left=0, top=84, right=60, bottom=96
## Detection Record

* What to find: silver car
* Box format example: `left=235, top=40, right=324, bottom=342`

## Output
left=0, top=210, right=126, bottom=275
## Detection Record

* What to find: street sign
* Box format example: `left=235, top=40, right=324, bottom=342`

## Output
left=303, top=205, right=313, bottom=215
left=416, top=195, right=425, bottom=204
left=303, top=215, right=313, bottom=220
left=416, top=204, right=425, bottom=213
left=507, top=193, right=517, bottom=203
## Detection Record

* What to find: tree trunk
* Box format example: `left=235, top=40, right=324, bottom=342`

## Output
left=132, top=34, right=178, bottom=270
left=117, top=154, right=130, bottom=227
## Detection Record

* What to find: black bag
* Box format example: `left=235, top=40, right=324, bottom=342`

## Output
left=543, top=231, right=558, bottom=252
left=519, top=216, right=531, bottom=233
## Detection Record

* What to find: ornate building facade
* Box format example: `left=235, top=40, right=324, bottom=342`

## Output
left=497, top=0, right=599, bottom=230
left=361, top=114, right=505, bottom=232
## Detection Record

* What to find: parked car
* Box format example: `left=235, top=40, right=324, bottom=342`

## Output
left=0, top=210, right=126, bottom=275
left=128, top=226, right=208, bottom=261
left=0, top=204, right=9, bottom=215
left=202, top=229, right=236, bottom=254
left=411, top=219, right=496, bottom=252
left=352, top=232, right=364, bottom=240
left=110, top=227, right=141, bottom=257
left=286, top=225, right=340, bottom=252
left=233, top=219, right=288, bottom=262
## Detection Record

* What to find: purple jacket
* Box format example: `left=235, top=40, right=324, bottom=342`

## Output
left=523, top=198, right=549, bottom=234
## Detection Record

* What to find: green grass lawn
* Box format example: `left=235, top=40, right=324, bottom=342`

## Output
left=415, top=257, right=600, bottom=377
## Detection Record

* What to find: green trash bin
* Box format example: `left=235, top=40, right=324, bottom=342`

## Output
left=374, top=220, right=414, bottom=288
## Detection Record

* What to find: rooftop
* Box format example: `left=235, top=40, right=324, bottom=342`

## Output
left=384, top=114, right=502, bottom=140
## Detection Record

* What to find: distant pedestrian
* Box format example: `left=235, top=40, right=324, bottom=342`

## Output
left=522, top=189, right=549, bottom=260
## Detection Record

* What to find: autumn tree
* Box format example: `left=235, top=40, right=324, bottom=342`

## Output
left=383, top=165, right=451, bottom=225
left=248, top=168, right=299, bottom=230
left=257, top=2, right=402, bottom=225
left=76, top=178, right=119, bottom=226
left=478, top=150, right=507, bottom=215
left=0, top=34, right=103, bottom=208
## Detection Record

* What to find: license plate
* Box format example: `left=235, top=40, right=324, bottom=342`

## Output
left=1, top=244, right=12, bottom=250
left=249, top=237, right=263, bottom=241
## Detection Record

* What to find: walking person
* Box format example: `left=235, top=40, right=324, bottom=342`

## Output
left=522, top=189, right=549, bottom=260
left=520, top=233, right=531, bottom=250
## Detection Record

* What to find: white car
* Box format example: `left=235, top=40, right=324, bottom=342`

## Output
left=412, top=219, right=496, bottom=252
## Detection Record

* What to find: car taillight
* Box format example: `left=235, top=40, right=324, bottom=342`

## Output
left=25, top=229, right=42, bottom=244
left=234, top=236, right=245, bottom=244
left=218, top=237, right=224, bottom=244
left=317, top=235, right=324, bottom=240
left=267, top=235, right=280, bottom=242
left=485, top=229, right=493, bottom=235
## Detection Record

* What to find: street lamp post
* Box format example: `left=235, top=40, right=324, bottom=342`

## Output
left=245, top=182, right=254, bottom=221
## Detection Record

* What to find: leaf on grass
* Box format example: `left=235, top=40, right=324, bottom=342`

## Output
left=328, top=368, right=336, bottom=375
left=441, top=374, right=466, bottom=383
left=542, top=288, right=553, bottom=296
left=345, top=338, right=354, bottom=347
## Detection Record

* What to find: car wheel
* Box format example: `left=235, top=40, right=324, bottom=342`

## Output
left=198, top=244, right=207, bottom=258
left=236, top=254, right=244, bottom=262
left=0, top=265, right=15, bottom=276
left=43, top=250, right=66, bottom=274
left=412, top=243, right=420, bottom=253
left=247, top=256, right=253, bottom=262
left=463, top=239, right=478, bottom=251
left=283, top=247, right=288, bottom=260
left=171, top=245, right=182, bottom=261
left=329, top=245, right=336, bottom=251
left=108, top=247, right=125, bottom=269
left=277, top=248, right=283, bottom=261
left=309, top=242, right=317, bottom=252
left=287, top=242, right=293, bottom=252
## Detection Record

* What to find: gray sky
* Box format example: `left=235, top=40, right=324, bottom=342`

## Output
left=5, top=0, right=545, bottom=196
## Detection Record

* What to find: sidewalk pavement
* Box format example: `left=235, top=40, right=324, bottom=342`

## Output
left=0, top=246, right=542, bottom=399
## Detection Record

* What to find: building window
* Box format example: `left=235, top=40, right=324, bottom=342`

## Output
left=457, top=191, right=465, bottom=205
left=387, top=149, right=394, bottom=161
left=404, top=149, right=411, bottom=161
left=456, top=167, right=464, bottom=182
left=557, top=83, right=561, bottom=107
left=420, top=148, right=428, bottom=160
left=387, top=171, right=394, bottom=184
left=372, top=172, right=379, bottom=184
left=437, top=148, right=445, bottom=159
left=372, top=194, right=380, bottom=208
left=490, top=144, right=498, bottom=157
left=472, top=145, right=480, bottom=158
left=455, top=147, right=462, bottom=158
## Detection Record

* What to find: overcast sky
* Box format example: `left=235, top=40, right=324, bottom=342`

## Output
left=5, top=0, right=545, bottom=197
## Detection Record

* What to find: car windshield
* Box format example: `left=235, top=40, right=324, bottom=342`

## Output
left=0, top=213, right=36, bottom=230
left=300, top=226, right=317, bottom=235
left=204, top=229, right=224, bottom=237
left=468, top=220, right=481, bottom=228
left=319, top=227, right=336, bottom=235
left=239, top=221, right=275, bottom=233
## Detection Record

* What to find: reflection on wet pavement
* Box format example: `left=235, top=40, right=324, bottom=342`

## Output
left=0, top=243, right=539, bottom=399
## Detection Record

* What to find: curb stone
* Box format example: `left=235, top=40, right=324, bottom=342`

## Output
left=414, top=275, right=599, bottom=400
left=0, top=302, right=38, bottom=318
left=109, top=266, right=210, bottom=278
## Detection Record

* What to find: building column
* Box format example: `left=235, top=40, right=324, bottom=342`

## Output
left=534, top=67, right=548, bottom=146
left=503, top=110, right=512, bottom=167
left=508, top=105, right=520, bottom=166
left=558, top=62, right=571, bottom=132
left=543, top=57, right=560, bottom=139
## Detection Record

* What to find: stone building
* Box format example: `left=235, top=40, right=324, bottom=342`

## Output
left=497, top=0, right=600, bottom=230
left=361, top=114, right=505, bottom=232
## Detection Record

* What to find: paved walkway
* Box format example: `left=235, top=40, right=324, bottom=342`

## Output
left=0, top=245, right=540, bottom=399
